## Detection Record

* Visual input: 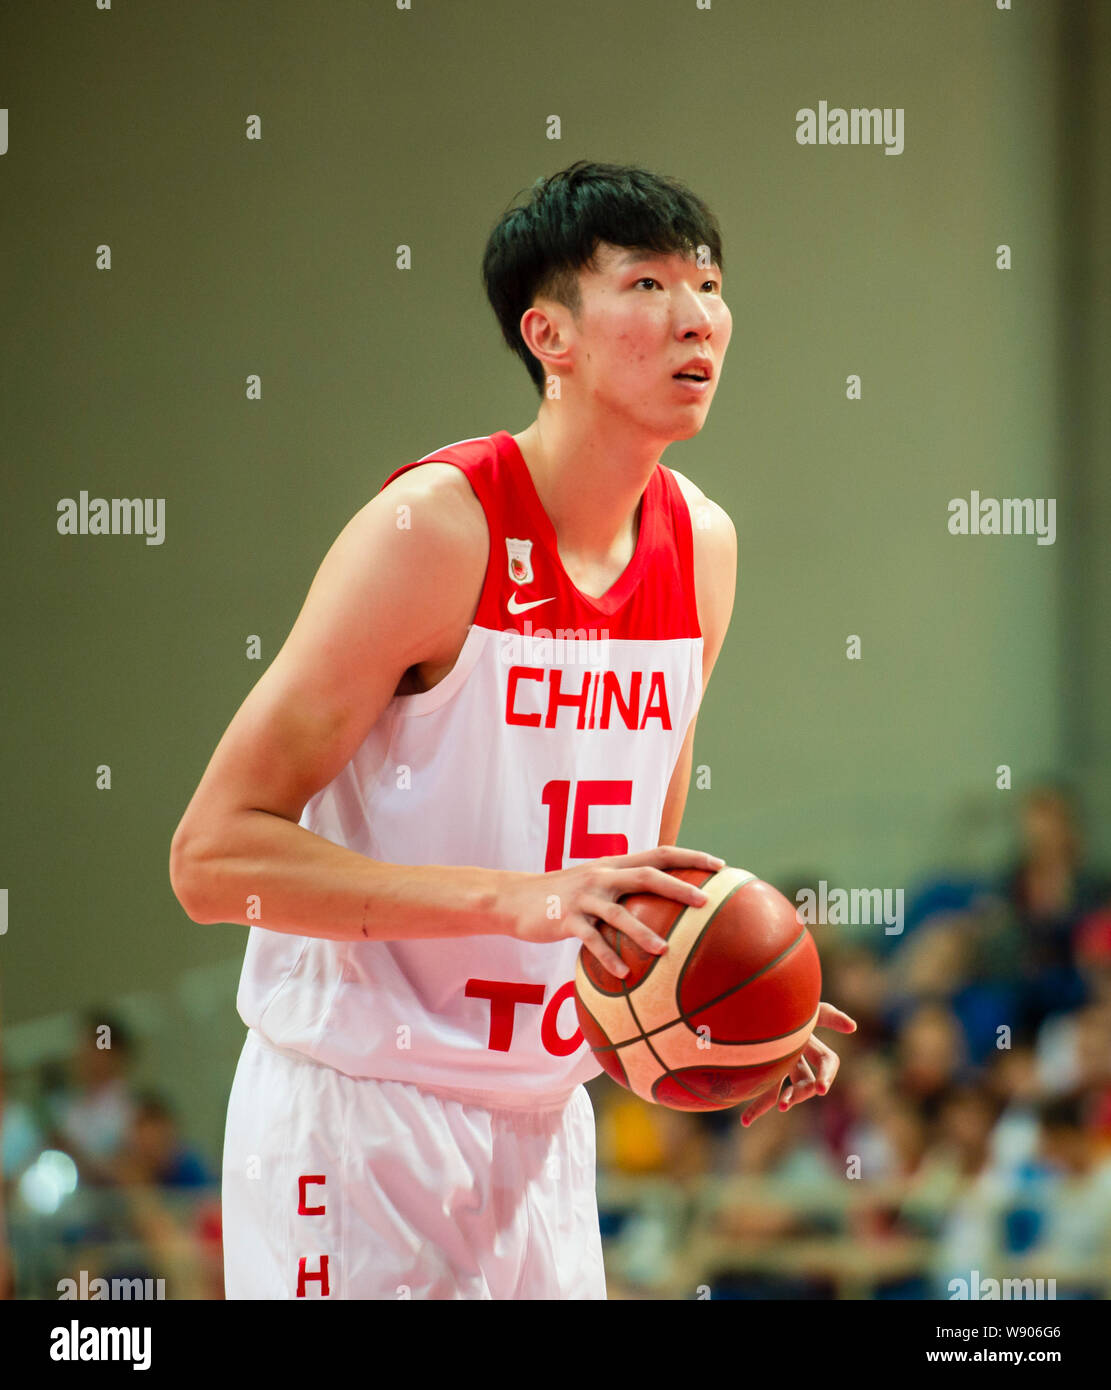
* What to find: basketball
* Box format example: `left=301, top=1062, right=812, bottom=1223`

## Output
left=574, top=865, right=822, bottom=1111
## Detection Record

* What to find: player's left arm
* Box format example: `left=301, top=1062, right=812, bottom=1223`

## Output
left=657, top=478, right=736, bottom=849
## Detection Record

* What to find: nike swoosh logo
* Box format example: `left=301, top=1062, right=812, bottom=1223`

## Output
left=507, top=592, right=555, bottom=614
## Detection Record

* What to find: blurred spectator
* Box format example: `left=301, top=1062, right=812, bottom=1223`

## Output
left=84, top=1090, right=221, bottom=1299
left=594, top=1085, right=713, bottom=1183
left=885, top=911, right=1022, bottom=1066
left=1, top=1096, right=43, bottom=1182
left=893, top=1001, right=970, bottom=1123
left=728, top=1096, right=838, bottom=1186
left=846, top=1083, right=931, bottom=1243
left=111, top=1093, right=213, bottom=1190
left=898, top=1087, right=1011, bottom=1296
left=926, top=1086, right=1006, bottom=1184
left=840, top=1056, right=881, bottom=1166
left=1002, top=785, right=1108, bottom=1033
left=1035, top=1001, right=1111, bottom=1119
left=709, top=1105, right=839, bottom=1299
left=1008, top=1092, right=1111, bottom=1297
left=1066, top=913, right=1111, bottom=1150
left=44, top=1013, right=137, bottom=1184
left=1074, top=907, right=1111, bottom=1005
left=984, top=1044, right=1043, bottom=1182
left=896, top=877, right=993, bottom=953
left=821, top=941, right=893, bottom=1052
left=891, top=915, right=973, bottom=1001
left=840, top=1056, right=928, bottom=1181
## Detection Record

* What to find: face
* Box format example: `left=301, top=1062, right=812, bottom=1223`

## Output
left=1038, top=1127, right=1078, bottom=1172
left=133, top=1113, right=174, bottom=1167
left=75, top=1035, right=125, bottom=1087
left=532, top=240, right=732, bottom=440
left=942, top=1096, right=993, bottom=1151
left=1022, top=794, right=1075, bottom=857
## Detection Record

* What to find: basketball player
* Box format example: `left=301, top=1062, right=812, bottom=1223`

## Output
left=169, top=161, right=856, bottom=1300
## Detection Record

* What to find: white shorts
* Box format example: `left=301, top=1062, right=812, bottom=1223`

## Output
left=221, top=1029, right=607, bottom=1300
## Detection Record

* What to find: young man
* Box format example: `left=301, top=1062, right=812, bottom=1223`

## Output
left=169, top=161, right=854, bottom=1300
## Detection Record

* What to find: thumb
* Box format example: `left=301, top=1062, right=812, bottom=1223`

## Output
left=817, top=1002, right=858, bottom=1032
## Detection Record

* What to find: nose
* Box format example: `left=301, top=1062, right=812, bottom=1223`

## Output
left=674, top=285, right=718, bottom=338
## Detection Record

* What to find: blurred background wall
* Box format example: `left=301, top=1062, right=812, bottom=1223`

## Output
left=1, top=0, right=1107, bottom=1265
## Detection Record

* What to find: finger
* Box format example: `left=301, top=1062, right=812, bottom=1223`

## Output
left=740, top=1083, right=782, bottom=1128
left=576, top=921, right=631, bottom=979
left=779, top=1056, right=814, bottom=1106
left=815, top=1002, right=858, bottom=1033
left=612, top=846, right=726, bottom=873
left=789, top=1036, right=839, bottom=1101
left=654, top=846, right=728, bottom=871
left=614, top=866, right=714, bottom=908
left=807, top=1036, right=841, bottom=1095
left=780, top=1057, right=817, bottom=1110
left=584, top=897, right=670, bottom=957
left=790, top=1056, right=816, bottom=1087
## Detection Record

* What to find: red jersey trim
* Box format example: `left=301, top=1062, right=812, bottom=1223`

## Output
left=656, top=461, right=702, bottom=639
left=378, top=432, right=701, bottom=642
left=494, top=431, right=660, bottom=618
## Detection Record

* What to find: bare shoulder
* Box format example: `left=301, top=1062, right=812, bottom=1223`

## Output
left=666, top=465, right=736, bottom=539
left=376, top=461, right=488, bottom=546
left=665, top=465, right=737, bottom=656
left=372, top=462, right=489, bottom=601
left=372, top=461, right=490, bottom=683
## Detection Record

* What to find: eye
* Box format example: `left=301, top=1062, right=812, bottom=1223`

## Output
left=634, top=275, right=722, bottom=293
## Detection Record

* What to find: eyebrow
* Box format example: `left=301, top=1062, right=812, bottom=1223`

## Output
left=615, top=249, right=722, bottom=273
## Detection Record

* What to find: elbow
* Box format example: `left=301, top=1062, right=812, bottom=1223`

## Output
left=169, top=826, right=216, bottom=924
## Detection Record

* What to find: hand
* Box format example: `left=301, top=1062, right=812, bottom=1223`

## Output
left=503, top=846, right=727, bottom=978
left=740, top=1001, right=857, bottom=1128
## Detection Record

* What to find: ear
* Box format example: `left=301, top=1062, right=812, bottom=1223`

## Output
left=519, top=303, right=574, bottom=376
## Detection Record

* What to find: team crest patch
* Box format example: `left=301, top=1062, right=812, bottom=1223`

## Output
left=506, top=537, right=534, bottom=585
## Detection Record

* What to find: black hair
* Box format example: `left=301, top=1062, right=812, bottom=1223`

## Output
left=481, top=160, right=725, bottom=395
left=1037, top=1091, right=1087, bottom=1132
left=80, top=1010, right=133, bottom=1055
left=133, top=1091, right=175, bottom=1123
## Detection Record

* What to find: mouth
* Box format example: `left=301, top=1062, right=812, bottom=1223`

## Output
left=672, top=374, right=711, bottom=394
left=672, top=358, right=713, bottom=390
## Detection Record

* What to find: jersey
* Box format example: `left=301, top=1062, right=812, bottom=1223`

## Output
left=234, top=428, right=704, bottom=1109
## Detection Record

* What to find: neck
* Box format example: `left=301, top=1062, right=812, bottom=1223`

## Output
left=513, top=403, right=666, bottom=560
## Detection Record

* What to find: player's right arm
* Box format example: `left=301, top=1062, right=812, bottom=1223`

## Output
left=168, top=464, right=723, bottom=974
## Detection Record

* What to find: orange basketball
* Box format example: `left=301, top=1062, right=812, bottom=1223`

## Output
left=574, top=865, right=822, bottom=1111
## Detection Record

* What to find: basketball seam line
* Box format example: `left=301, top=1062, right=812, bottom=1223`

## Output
left=592, top=925, right=814, bottom=1055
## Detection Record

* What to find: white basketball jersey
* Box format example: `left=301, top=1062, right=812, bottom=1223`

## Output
left=235, top=429, right=704, bottom=1107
